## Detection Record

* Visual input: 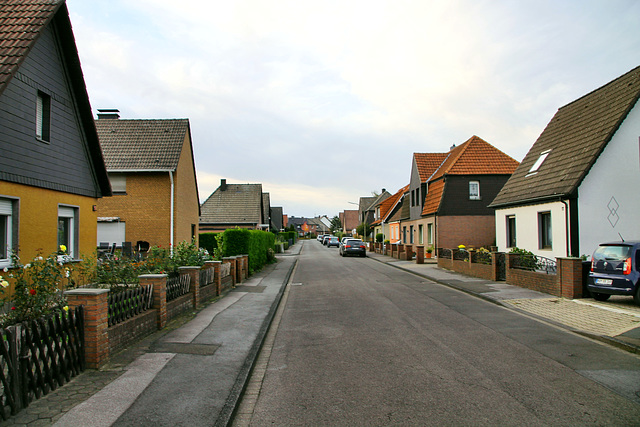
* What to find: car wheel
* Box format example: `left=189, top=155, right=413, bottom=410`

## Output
left=592, top=292, right=611, bottom=302
left=634, top=286, right=640, bottom=305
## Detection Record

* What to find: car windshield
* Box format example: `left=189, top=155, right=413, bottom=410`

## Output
left=593, top=245, right=631, bottom=261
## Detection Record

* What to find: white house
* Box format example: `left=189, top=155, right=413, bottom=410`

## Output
left=490, top=65, right=640, bottom=259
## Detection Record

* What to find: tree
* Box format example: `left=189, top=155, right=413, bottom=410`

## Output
left=356, top=222, right=372, bottom=241
left=329, top=215, right=342, bottom=233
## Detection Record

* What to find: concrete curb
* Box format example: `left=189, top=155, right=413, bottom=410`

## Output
left=216, top=257, right=298, bottom=427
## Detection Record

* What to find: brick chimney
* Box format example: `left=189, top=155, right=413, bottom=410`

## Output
left=220, top=179, right=227, bottom=191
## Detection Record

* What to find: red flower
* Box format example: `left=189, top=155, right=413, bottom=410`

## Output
left=29, top=289, right=36, bottom=295
left=11, top=307, right=15, bottom=311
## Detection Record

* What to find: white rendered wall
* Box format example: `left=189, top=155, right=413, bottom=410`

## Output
left=578, top=102, right=640, bottom=257
left=495, top=201, right=568, bottom=259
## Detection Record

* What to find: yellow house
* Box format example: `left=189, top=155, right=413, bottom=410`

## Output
left=0, top=1, right=111, bottom=268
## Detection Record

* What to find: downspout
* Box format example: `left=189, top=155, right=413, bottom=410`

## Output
left=560, top=198, right=570, bottom=257
left=169, top=171, right=175, bottom=254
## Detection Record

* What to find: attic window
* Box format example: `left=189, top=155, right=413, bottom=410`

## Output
left=526, top=149, right=551, bottom=177
left=36, top=91, right=51, bottom=142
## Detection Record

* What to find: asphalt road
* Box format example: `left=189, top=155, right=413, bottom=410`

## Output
left=247, top=241, right=640, bottom=426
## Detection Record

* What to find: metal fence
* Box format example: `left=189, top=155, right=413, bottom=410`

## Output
left=166, top=275, right=191, bottom=302
left=0, top=307, right=84, bottom=420
left=511, top=254, right=557, bottom=275
left=108, top=285, right=153, bottom=327
left=472, top=250, right=492, bottom=265
left=453, top=249, right=469, bottom=261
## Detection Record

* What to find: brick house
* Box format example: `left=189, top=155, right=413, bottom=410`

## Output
left=491, top=65, right=640, bottom=259
left=0, top=0, right=111, bottom=267
left=407, top=136, right=519, bottom=250
left=339, top=210, right=359, bottom=236
left=199, top=179, right=269, bottom=232
left=371, top=186, right=408, bottom=243
left=95, top=111, right=200, bottom=250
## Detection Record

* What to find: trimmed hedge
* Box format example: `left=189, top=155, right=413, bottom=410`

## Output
left=216, top=228, right=276, bottom=274
left=199, top=232, right=219, bottom=254
left=278, top=231, right=297, bottom=244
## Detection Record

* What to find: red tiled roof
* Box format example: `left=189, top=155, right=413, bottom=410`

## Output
left=414, top=153, right=448, bottom=182
left=421, top=180, right=445, bottom=216
left=379, top=185, right=408, bottom=221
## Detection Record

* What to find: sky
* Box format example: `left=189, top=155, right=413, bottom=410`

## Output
left=65, top=0, right=640, bottom=218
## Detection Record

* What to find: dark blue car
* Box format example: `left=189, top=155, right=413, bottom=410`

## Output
left=587, top=241, right=640, bottom=304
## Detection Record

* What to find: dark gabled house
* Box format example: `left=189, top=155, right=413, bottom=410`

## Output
left=0, top=0, right=111, bottom=267
left=95, top=112, right=200, bottom=250
left=490, top=65, right=640, bottom=258
left=199, top=179, right=268, bottom=232
left=371, top=185, right=408, bottom=244
left=270, top=206, right=284, bottom=231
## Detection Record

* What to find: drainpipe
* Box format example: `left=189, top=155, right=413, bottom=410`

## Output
left=169, top=171, right=174, bottom=254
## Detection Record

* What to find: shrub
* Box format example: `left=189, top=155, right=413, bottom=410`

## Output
left=199, top=233, right=219, bottom=255
left=220, top=228, right=251, bottom=257
left=376, top=233, right=384, bottom=243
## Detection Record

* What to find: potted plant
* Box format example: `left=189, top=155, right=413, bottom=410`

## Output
left=426, top=247, right=433, bottom=258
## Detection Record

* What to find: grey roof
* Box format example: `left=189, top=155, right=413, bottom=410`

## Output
left=200, top=183, right=264, bottom=224
left=0, top=0, right=111, bottom=196
left=491, top=65, right=640, bottom=207
left=95, top=119, right=190, bottom=171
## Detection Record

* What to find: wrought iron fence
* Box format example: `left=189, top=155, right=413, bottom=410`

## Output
left=199, top=268, right=215, bottom=288
left=511, top=254, right=557, bottom=275
left=0, top=307, right=84, bottom=420
left=166, top=274, right=191, bottom=302
left=108, top=285, right=153, bottom=327
left=453, top=249, right=469, bottom=261
left=472, top=250, right=492, bottom=265
left=438, top=248, right=452, bottom=259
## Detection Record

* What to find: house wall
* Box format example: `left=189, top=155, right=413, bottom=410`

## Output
left=495, top=201, right=568, bottom=259
left=173, top=133, right=200, bottom=246
left=437, top=215, right=496, bottom=249
left=409, top=159, right=423, bottom=220
left=1, top=181, right=98, bottom=261
left=97, top=173, right=172, bottom=248
left=578, top=101, right=640, bottom=256
left=438, top=175, right=509, bottom=216
left=0, top=21, right=102, bottom=198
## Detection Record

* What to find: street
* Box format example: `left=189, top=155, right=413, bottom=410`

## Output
left=243, top=241, right=640, bottom=425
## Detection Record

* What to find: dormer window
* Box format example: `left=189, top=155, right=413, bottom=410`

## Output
left=526, top=149, right=551, bottom=177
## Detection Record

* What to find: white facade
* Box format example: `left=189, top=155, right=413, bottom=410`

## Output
left=578, top=101, right=640, bottom=256
left=495, top=201, right=569, bottom=259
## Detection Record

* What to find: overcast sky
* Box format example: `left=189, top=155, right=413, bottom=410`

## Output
left=66, top=0, right=640, bottom=218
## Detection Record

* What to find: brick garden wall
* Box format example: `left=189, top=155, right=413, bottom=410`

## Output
left=506, top=268, right=559, bottom=296
left=108, top=310, right=157, bottom=354
left=167, top=293, right=193, bottom=322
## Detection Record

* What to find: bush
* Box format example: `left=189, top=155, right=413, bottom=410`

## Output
left=376, top=233, right=384, bottom=243
left=199, top=233, right=219, bottom=255
left=219, top=228, right=251, bottom=257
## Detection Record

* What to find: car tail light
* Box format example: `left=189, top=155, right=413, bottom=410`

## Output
left=623, top=257, right=632, bottom=275
left=591, top=259, right=594, bottom=272
left=345, top=245, right=351, bottom=248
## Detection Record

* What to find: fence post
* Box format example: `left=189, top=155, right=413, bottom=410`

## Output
left=559, top=257, right=583, bottom=299
left=179, top=266, right=200, bottom=309
left=139, top=274, right=167, bottom=330
left=505, top=253, right=517, bottom=284
left=64, top=288, right=110, bottom=369
left=223, top=257, right=236, bottom=287
left=242, top=254, right=249, bottom=278
left=416, top=245, right=424, bottom=264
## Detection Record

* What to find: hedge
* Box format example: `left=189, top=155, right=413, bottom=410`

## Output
left=215, top=228, right=276, bottom=274
left=199, top=232, right=219, bottom=255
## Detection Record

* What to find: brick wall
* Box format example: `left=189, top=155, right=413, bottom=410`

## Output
left=506, top=268, right=559, bottom=296
left=108, top=310, right=156, bottom=354
left=167, top=293, right=192, bottom=322
left=174, top=134, right=200, bottom=245
left=437, top=215, right=496, bottom=250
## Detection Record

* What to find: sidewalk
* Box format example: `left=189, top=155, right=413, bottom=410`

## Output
left=3, top=249, right=299, bottom=427
left=367, top=251, right=640, bottom=354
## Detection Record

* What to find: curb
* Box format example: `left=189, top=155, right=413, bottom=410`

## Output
left=216, top=257, right=298, bottom=427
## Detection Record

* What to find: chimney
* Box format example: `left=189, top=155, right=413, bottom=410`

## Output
left=220, top=179, right=227, bottom=191
left=97, top=109, right=120, bottom=120
left=450, top=144, right=456, bottom=151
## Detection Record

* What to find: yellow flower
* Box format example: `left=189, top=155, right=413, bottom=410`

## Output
left=458, top=244, right=466, bottom=249
left=59, top=245, right=67, bottom=253
left=63, top=306, right=69, bottom=312
left=1, top=280, right=9, bottom=288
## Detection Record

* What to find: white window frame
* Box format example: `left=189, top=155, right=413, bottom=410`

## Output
left=469, top=181, right=480, bottom=200
left=58, top=205, right=78, bottom=258
left=0, top=198, right=15, bottom=268
left=526, top=149, right=551, bottom=177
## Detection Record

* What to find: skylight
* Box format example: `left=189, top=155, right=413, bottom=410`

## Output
left=526, top=149, right=551, bottom=176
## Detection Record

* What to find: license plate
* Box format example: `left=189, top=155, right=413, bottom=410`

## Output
left=595, top=278, right=613, bottom=286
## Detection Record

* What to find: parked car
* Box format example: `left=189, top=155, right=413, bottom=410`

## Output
left=588, top=241, right=640, bottom=304
left=340, top=237, right=353, bottom=247
left=317, top=234, right=325, bottom=242
left=339, top=239, right=367, bottom=257
left=327, top=236, right=340, bottom=248
left=322, top=235, right=332, bottom=246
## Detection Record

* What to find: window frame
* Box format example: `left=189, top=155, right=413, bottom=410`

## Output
left=469, top=181, right=480, bottom=200
left=36, top=90, right=51, bottom=142
left=58, top=205, right=79, bottom=258
left=0, top=197, right=18, bottom=268
left=427, top=223, right=433, bottom=245
left=506, top=215, right=516, bottom=248
left=538, top=211, right=552, bottom=250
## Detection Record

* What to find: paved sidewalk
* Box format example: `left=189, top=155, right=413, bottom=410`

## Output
left=2, top=249, right=299, bottom=427
left=367, top=251, right=640, bottom=353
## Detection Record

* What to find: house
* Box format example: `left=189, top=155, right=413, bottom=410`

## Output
left=358, top=190, right=392, bottom=240
left=339, top=210, right=359, bottom=236
left=270, top=206, right=284, bottom=231
left=490, top=66, right=640, bottom=259
left=371, top=186, right=408, bottom=243
left=95, top=111, right=200, bottom=250
left=0, top=0, right=111, bottom=267
left=199, top=179, right=268, bottom=232
left=406, top=136, right=519, bottom=250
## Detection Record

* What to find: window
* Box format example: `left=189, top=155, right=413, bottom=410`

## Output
left=526, top=149, right=551, bottom=177
left=427, top=223, right=433, bottom=245
left=538, top=211, right=552, bottom=250
left=418, top=224, right=423, bottom=245
left=109, top=174, right=127, bottom=194
left=58, top=206, right=78, bottom=258
left=469, top=181, right=480, bottom=200
left=411, top=190, right=415, bottom=207
left=506, top=215, right=516, bottom=248
left=36, top=91, right=51, bottom=142
left=416, top=188, right=420, bottom=207
left=402, top=226, right=407, bottom=243
left=0, top=198, right=15, bottom=267
left=409, top=225, right=414, bottom=244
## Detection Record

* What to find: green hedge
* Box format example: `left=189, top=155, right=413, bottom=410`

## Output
left=278, top=231, right=297, bottom=244
left=199, top=232, right=219, bottom=255
left=216, top=228, right=276, bottom=274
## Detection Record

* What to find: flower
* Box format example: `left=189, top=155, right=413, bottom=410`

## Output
left=11, top=307, right=15, bottom=311
left=29, top=289, right=36, bottom=296
left=59, top=245, right=67, bottom=253
left=2, top=267, right=7, bottom=272
left=65, top=269, right=70, bottom=278
left=63, top=306, right=69, bottom=312
left=24, top=263, right=31, bottom=269
left=1, top=280, right=9, bottom=288
left=458, top=244, right=466, bottom=249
